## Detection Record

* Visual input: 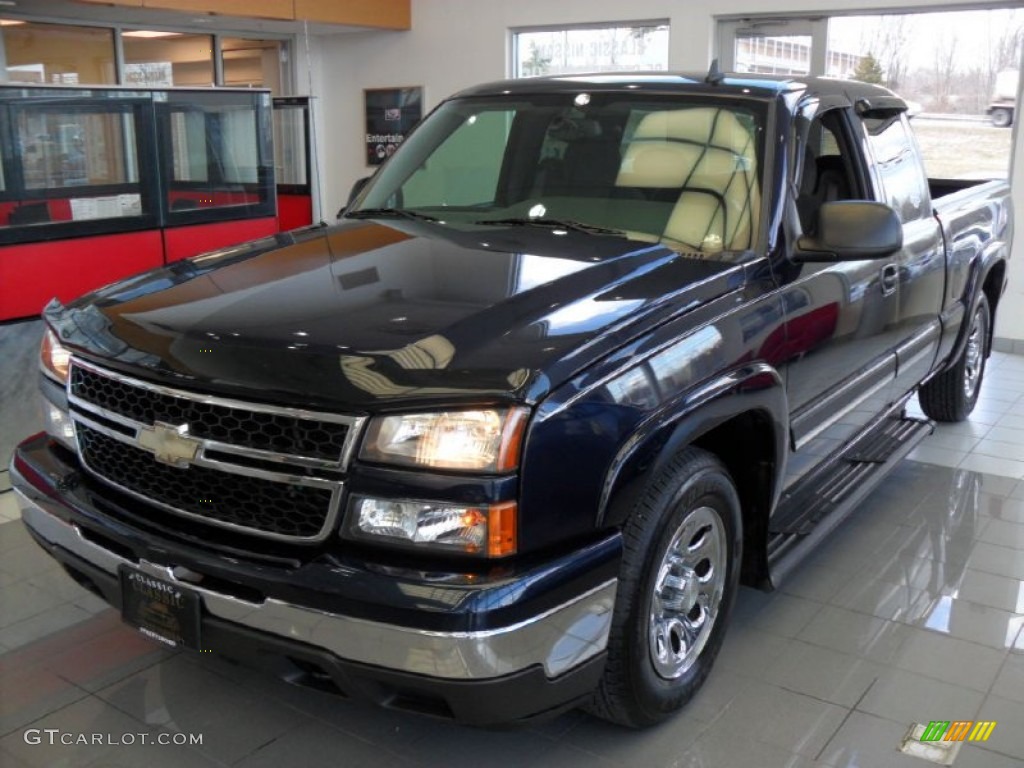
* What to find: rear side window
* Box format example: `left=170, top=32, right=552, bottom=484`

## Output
left=861, top=114, right=930, bottom=222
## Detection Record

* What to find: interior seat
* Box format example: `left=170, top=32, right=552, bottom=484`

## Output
left=542, top=120, right=622, bottom=199
left=797, top=154, right=853, bottom=234
left=614, top=108, right=760, bottom=252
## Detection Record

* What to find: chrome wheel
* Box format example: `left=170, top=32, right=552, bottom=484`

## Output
left=963, top=305, right=987, bottom=401
left=648, top=505, right=725, bottom=679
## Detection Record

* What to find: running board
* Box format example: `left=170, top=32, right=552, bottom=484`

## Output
left=766, top=413, right=933, bottom=588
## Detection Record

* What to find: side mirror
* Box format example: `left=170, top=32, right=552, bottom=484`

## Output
left=337, top=176, right=371, bottom=218
left=795, top=201, right=903, bottom=262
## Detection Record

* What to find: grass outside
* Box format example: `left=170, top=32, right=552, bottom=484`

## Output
left=911, top=118, right=1012, bottom=180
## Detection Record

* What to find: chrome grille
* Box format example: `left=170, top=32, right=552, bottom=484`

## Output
left=67, top=359, right=363, bottom=542
left=69, top=364, right=352, bottom=465
left=77, top=424, right=334, bottom=538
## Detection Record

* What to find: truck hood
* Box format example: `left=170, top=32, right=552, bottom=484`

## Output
left=49, top=220, right=747, bottom=411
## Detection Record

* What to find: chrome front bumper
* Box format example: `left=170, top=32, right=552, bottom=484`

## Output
left=14, top=486, right=617, bottom=682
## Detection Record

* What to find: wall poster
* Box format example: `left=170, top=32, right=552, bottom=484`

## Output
left=364, top=87, right=423, bottom=166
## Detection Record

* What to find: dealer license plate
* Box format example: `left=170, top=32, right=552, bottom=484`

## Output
left=119, top=565, right=201, bottom=650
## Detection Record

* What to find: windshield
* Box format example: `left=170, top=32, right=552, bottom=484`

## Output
left=352, top=92, right=766, bottom=254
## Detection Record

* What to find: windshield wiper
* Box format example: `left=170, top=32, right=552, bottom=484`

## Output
left=346, top=208, right=439, bottom=222
left=475, top=217, right=624, bottom=236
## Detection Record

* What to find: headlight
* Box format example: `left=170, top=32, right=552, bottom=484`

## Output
left=345, top=496, right=516, bottom=557
left=359, top=407, right=528, bottom=472
left=40, top=329, right=71, bottom=384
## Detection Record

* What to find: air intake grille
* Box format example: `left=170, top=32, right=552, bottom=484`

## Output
left=77, top=424, right=334, bottom=539
left=66, top=360, right=358, bottom=543
left=70, top=365, right=349, bottom=462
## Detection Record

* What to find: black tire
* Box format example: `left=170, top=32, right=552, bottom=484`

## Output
left=991, top=108, right=1013, bottom=128
left=587, top=447, right=742, bottom=728
left=919, top=294, right=990, bottom=422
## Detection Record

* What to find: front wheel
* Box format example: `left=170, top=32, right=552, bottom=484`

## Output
left=587, top=447, right=742, bottom=728
left=919, top=294, right=990, bottom=422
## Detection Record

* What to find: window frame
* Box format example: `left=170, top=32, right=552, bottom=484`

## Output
left=156, top=92, right=276, bottom=228
left=717, top=9, right=1019, bottom=181
left=509, top=20, right=671, bottom=79
left=0, top=15, right=293, bottom=93
left=0, top=96, right=160, bottom=246
left=0, top=85, right=275, bottom=245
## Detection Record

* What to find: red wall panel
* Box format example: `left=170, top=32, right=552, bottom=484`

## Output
left=0, top=230, right=164, bottom=320
left=276, top=194, right=314, bottom=232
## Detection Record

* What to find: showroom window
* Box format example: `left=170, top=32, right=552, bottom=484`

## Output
left=718, top=8, right=1020, bottom=179
left=160, top=91, right=273, bottom=218
left=0, top=94, right=156, bottom=237
left=0, top=19, right=290, bottom=95
left=221, top=37, right=285, bottom=93
left=17, top=108, right=139, bottom=191
left=513, top=23, right=669, bottom=78
left=0, top=20, right=116, bottom=85
left=123, top=31, right=214, bottom=87
left=827, top=11, right=1017, bottom=180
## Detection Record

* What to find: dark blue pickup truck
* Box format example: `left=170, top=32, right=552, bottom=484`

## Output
left=11, top=72, right=1011, bottom=727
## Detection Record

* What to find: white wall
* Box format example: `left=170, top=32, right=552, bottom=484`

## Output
left=1001, top=118, right=1024, bottom=345
left=308, top=0, right=1024, bottom=342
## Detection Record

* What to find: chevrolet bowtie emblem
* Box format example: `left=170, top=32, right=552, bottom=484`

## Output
left=136, top=422, right=199, bottom=467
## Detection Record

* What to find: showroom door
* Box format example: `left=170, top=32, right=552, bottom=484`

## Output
left=717, top=18, right=827, bottom=76
left=272, top=96, right=313, bottom=231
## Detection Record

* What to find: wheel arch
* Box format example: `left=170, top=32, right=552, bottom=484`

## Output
left=944, top=242, right=1007, bottom=371
left=596, top=363, right=788, bottom=588
left=981, top=258, right=1006, bottom=356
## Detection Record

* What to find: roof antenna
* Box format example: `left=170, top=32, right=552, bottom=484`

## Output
left=706, top=58, right=725, bottom=85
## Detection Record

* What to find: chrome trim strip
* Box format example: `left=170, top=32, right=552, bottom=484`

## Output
left=68, top=357, right=367, bottom=471
left=68, top=396, right=347, bottom=473
left=67, top=400, right=136, bottom=435
left=791, top=355, right=895, bottom=451
left=72, top=412, right=339, bottom=490
left=196, top=436, right=346, bottom=472
left=72, top=417, right=343, bottom=544
left=794, top=374, right=891, bottom=450
left=895, top=321, right=941, bottom=376
left=16, top=492, right=616, bottom=680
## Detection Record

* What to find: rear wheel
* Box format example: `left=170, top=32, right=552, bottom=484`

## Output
left=587, top=447, right=742, bottom=728
left=991, top=108, right=1013, bottom=128
left=919, top=294, right=990, bottom=422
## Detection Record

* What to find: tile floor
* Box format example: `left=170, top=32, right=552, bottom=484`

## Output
left=1, top=353, right=1024, bottom=767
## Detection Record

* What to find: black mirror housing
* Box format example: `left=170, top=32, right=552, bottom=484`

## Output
left=795, top=201, right=903, bottom=262
left=337, top=176, right=372, bottom=218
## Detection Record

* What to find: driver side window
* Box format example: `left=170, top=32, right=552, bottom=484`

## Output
left=796, top=111, right=860, bottom=235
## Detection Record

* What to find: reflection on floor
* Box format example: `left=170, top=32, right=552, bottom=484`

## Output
left=0, top=354, right=1022, bottom=767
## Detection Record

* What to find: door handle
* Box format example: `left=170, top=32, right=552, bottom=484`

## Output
left=881, top=263, right=898, bottom=296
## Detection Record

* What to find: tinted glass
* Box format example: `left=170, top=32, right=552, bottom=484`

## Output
left=862, top=114, right=930, bottom=221
left=357, top=94, right=765, bottom=254
left=0, top=21, right=115, bottom=85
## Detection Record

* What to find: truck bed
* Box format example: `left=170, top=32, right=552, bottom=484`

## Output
left=929, top=177, right=1008, bottom=206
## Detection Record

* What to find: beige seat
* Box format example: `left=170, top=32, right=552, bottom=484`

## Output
left=615, top=108, right=760, bottom=252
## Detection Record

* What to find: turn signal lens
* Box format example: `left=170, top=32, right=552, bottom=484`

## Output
left=40, top=329, right=70, bottom=384
left=346, top=496, right=517, bottom=557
